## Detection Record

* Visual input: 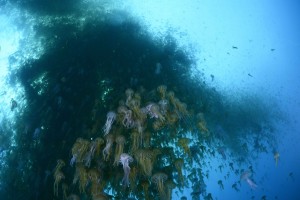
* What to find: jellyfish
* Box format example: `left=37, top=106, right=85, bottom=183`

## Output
left=143, top=131, right=151, bottom=148
left=67, top=194, right=80, bottom=200
left=134, top=149, right=154, bottom=176
left=102, top=134, right=114, bottom=161
left=54, top=159, right=65, bottom=174
left=119, top=153, right=133, bottom=187
left=84, top=139, right=100, bottom=167
left=118, top=106, right=135, bottom=128
left=145, top=103, right=165, bottom=121
left=88, top=168, right=100, bottom=184
left=229, top=162, right=234, bottom=171
left=129, top=166, right=138, bottom=191
left=130, top=130, right=141, bottom=153
left=157, top=85, right=167, bottom=99
left=178, top=138, right=191, bottom=156
left=53, top=171, right=65, bottom=196
left=217, top=146, right=226, bottom=160
left=135, top=119, right=145, bottom=137
left=165, top=180, right=176, bottom=200
left=141, top=181, right=150, bottom=200
left=232, top=183, right=240, bottom=192
left=218, top=165, right=223, bottom=173
left=174, top=158, right=184, bottom=186
left=158, top=99, right=169, bottom=115
left=197, top=120, right=210, bottom=137
left=76, top=164, right=89, bottom=193
left=151, top=172, right=168, bottom=199
left=71, top=138, right=90, bottom=165
left=53, top=159, right=65, bottom=196
left=113, top=135, right=126, bottom=166
left=274, top=152, right=280, bottom=167
left=152, top=119, right=166, bottom=131
left=241, top=171, right=257, bottom=189
left=166, top=112, right=179, bottom=125
left=241, top=142, right=249, bottom=153
left=62, top=183, right=68, bottom=200
left=103, top=111, right=116, bottom=136
left=204, top=193, right=213, bottom=200
left=289, top=172, right=294, bottom=181
left=92, top=193, right=109, bottom=200
left=93, top=137, right=104, bottom=157
left=217, top=180, right=224, bottom=190
left=88, top=169, right=102, bottom=196
left=125, top=88, right=134, bottom=107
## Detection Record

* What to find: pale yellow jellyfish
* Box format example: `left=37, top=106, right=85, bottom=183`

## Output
left=113, top=135, right=126, bottom=166
left=157, top=85, right=167, bottom=99
left=53, top=171, right=65, bottom=196
left=178, top=138, right=191, bottom=156
left=74, top=164, right=89, bottom=193
left=165, top=180, right=176, bottom=200
left=143, top=131, right=151, bottom=148
left=151, top=172, right=168, bottom=200
left=134, top=149, right=155, bottom=176
left=174, top=158, right=184, bottom=186
left=71, top=138, right=90, bottom=163
left=130, top=130, right=141, bottom=153
left=93, top=137, right=104, bottom=157
left=102, top=134, right=114, bottom=161
left=141, top=180, right=150, bottom=200
left=53, top=159, right=65, bottom=196
left=196, top=113, right=210, bottom=137
left=88, top=169, right=103, bottom=197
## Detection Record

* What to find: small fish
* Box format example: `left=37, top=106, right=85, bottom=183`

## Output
left=248, top=73, right=253, bottom=77
left=232, top=46, right=238, bottom=49
left=271, top=48, right=275, bottom=51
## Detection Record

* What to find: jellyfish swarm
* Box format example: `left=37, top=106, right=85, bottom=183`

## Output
left=54, top=86, right=207, bottom=199
left=241, top=171, right=257, bottom=189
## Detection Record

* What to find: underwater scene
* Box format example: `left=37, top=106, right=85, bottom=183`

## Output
left=0, top=0, right=299, bottom=199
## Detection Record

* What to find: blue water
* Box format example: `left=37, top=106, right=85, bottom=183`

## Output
left=0, top=0, right=299, bottom=200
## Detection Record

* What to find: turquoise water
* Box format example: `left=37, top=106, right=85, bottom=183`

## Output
left=0, top=0, right=299, bottom=199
